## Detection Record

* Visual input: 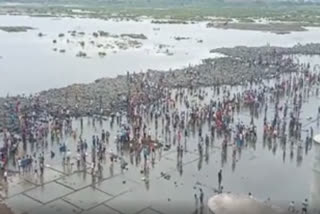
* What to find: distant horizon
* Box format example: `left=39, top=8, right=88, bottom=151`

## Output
left=0, top=0, right=320, bottom=6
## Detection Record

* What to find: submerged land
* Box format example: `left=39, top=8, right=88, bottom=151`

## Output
left=1, top=2, right=320, bottom=214
left=2, top=1, right=320, bottom=33
left=1, top=43, right=320, bottom=133
left=0, top=26, right=35, bottom=32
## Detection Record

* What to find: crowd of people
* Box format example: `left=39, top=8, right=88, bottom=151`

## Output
left=0, top=55, right=320, bottom=213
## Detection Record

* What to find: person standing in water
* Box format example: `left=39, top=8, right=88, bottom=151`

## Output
left=199, top=188, right=204, bottom=206
left=218, top=169, right=222, bottom=190
left=301, top=198, right=308, bottom=214
left=288, top=201, right=295, bottom=212
left=194, top=194, right=198, bottom=209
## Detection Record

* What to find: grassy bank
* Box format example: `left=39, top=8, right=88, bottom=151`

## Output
left=1, top=2, right=320, bottom=25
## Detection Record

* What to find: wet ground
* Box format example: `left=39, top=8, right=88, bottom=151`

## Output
left=0, top=204, right=14, bottom=214
left=2, top=15, right=320, bottom=95
left=1, top=71, right=320, bottom=214
left=208, top=194, right=291, bottom=214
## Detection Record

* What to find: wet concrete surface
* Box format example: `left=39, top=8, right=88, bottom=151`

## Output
left=63, top=187, right=112, bottom=210
left=1, top=72, right=320, bottom=214
left=0, top=176, right=36, bottom=198
left=83, top=204, right=121, bottom=214
left=24, top=168, right=64, bottom=185
left=56, top=172, right=96, bottom=190
left=0, top=202, right=14, bottom=214
left=1, top=116, right=319, bottom=214
left=95, top=175, right=139, bottom=196
left=5, top=194, right=42, bottom=214
left=208, top=194, right=287, bottom=214
left=28, top=198, right=80, bottom=214
left=24, top=182, right=74, bottom=204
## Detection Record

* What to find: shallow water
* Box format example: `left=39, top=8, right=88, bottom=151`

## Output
left=1, top=72, right=320, bottom=214
left=3, top=80, right=319, bottom=205
left=2, top=15, right=320, bottom=95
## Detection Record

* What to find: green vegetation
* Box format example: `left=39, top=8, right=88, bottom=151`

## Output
left=209, top=22, right=306, bottom=34
left=1, top=1, right=320, bottom=26
left=0, top=26, right=35, bottom=32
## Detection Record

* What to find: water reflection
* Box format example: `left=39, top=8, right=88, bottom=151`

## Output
left=0, top=57, right=319, bottom=206
left=3, top=16, right=320, bottom=95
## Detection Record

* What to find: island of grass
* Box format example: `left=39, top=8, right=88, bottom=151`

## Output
left=0, top=26, right=35, bottom=32
left=207, top=22, right=306, bottom=34
left=1, top=1, right=320, bottom=34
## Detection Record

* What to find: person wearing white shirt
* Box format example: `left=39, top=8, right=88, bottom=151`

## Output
left=288, top=201, right=295, bottom=212
left=76, top=152, right=81, bottom=167
left=302, top=199, right=308, bottom=214
left=3, top=170, right=8, bottom=182
left=66, top=149, right=71, bottom=163
left=17, top=158, right=22, bottom=173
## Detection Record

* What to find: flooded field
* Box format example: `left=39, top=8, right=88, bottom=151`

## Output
left=1, top=65, right=320, bottom=213
left=2, top=15, right=320, bottom=95
left=1, top=14, right=320, bottom=214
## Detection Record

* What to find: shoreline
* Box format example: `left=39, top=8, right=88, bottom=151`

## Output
left=206, top=22, right=307, bottom=34
left=2, top=5, right=320, bottom=33
left=0, top=17, right=313, bottom=35
left=210, top=43, right=320, bottom=59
